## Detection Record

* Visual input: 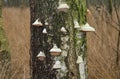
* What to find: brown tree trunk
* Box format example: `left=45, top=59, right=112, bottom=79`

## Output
left=30, top=0, right=58, bottom=79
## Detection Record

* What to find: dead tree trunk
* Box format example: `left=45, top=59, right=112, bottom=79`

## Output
left=30, top=0, right=85, bottom=79
left=30, top=0, right=58, bottom=79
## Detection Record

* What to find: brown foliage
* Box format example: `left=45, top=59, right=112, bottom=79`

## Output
left=2, top=7, right=30, bottom=79
left=87, top=4, right=120, bottom=79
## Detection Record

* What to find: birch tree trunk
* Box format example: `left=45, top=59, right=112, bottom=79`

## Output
left=66, top=0, right=87, bottom=79
left=67, top=12, right=80, bottom=79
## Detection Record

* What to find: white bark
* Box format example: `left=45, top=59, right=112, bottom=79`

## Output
left=79, top=62, right=86, bottom=79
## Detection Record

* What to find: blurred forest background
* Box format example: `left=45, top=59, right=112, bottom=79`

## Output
left=0, top=0, right=120, bottom=79
left=1, top=0, right=30, bottom=79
